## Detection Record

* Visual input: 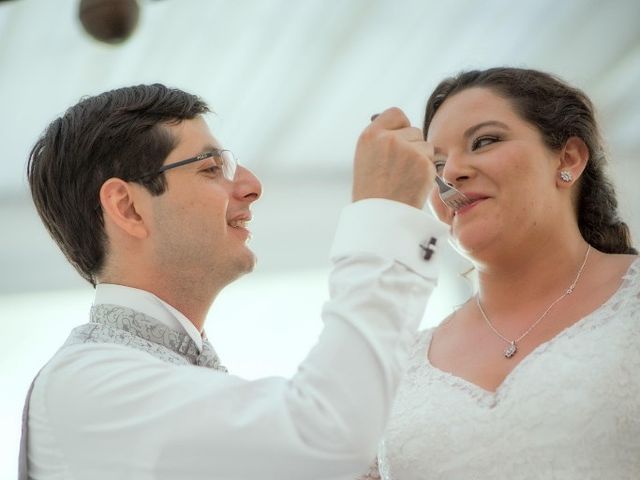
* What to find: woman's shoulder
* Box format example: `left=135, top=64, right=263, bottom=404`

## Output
left=419, top=308, right=461, bottom=339
left=596, top=254, right=640, bottom=319
left=594, top=252, right=639, bottom=288
left=413, top=326, right=435, bottom=347
left=407, top=324, right=441, bottom=361
left=411, top=307, right=466, bottom=359
left=618, top=254, right=640, bottom=299
left=621, top=254, right=640, bottom=275
left=611, top=254, right=640, bottom=292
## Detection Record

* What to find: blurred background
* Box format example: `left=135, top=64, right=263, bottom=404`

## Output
left=1, top=0, right=639, bottom=476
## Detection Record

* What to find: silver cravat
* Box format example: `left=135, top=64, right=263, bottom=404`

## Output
left=18, top=304, right=226, bottom=480
left=84, top=304, right=227, bottom=371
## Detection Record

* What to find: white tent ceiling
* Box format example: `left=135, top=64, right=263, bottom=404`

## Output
left=1, top=0, right=639, bottom=293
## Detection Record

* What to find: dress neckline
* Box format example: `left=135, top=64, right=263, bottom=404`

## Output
left=422, top=256, right=640, bottom=404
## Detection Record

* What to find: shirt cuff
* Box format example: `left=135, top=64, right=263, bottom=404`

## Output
left=329, top=198, right=449, bottom=278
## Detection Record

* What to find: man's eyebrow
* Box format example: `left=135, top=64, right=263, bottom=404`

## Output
left=200, top=144, right=221, bottom=154
left=463, top=120, right=509, bottom=139
left=188, top=146, right=222, bottom=164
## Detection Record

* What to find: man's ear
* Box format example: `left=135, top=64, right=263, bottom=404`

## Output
left=99, top=178, right=149, bottom=239
left=557, top=136, right=589, bottom=188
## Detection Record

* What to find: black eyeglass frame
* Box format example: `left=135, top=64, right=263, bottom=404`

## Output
left=133, top=149, right=237, bottom=181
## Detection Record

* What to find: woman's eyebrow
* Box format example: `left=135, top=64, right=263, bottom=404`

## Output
left=463, top=120, right=509, bottom=139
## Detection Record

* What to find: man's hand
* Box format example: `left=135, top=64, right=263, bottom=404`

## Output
left=352, top=107, right=435, bottom=209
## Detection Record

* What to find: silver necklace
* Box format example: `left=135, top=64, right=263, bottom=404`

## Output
left=476, top=244, right=591, bottom=359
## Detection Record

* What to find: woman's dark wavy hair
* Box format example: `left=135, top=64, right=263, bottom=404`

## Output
left=423, top=67, right=636, bottom=255
left=27, top=84, right=210, bottom=286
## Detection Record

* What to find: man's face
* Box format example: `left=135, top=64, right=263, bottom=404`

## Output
left=147, top=116, right=262, bottom=290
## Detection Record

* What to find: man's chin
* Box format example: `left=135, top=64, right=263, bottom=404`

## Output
left=243, top=257, right=257, bottom=275
left=237, top=249, right=258, bottom=275
left=217, top=247, right=257, bottom=286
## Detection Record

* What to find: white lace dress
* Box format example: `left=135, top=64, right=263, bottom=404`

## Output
left=363, top=258, right=640, bottom=480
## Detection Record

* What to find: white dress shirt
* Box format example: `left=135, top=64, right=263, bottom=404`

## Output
left=27, top=199, right=446, bottom=480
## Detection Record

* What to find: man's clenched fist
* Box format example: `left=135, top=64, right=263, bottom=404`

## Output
left=353, top=107, right=436, bottom=209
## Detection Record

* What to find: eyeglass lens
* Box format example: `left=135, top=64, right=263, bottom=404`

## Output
left=219, top=150, right=237, bottom=180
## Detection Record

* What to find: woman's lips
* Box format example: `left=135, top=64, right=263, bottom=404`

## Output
left=454, top=196, right=489, bottom=216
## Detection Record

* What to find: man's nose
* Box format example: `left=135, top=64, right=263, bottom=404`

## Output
left=233, top=166, right=262, bottom=203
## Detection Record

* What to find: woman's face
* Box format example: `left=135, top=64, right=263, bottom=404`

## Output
left=426, top=87, right=562, bottom=257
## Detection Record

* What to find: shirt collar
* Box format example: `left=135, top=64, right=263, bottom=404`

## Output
left=93, top=283, right=204, bottom=351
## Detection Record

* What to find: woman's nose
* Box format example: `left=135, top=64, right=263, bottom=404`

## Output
left=441, top=152, right=472, bottom=185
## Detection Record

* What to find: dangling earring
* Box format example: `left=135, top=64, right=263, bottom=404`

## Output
left=560, top=170, right=573, bottom=183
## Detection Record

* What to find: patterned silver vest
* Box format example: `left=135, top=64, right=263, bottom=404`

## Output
left=18, top=304, right=227, bottom=480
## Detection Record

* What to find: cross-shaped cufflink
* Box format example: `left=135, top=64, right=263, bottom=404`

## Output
left=420, top=237, right=437, bottom=260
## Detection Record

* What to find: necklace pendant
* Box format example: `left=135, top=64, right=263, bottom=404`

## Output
left=504, top=341, right=517, bottom=358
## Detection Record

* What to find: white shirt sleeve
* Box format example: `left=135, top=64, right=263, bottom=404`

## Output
left=28, top=199, right=447, bottom=480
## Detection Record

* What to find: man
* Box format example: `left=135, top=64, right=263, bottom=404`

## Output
left=22, top=84, right=443, bottom=479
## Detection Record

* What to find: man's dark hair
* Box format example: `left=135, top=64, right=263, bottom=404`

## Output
left=27, top=84, right=210, bottom=286
left=424, top=67, right=636, bottom=255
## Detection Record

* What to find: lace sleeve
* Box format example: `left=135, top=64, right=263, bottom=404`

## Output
left=356, top=457, right=381, bottom=479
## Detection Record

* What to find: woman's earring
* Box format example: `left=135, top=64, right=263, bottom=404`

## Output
left=560, top=170, right=573, bottom=183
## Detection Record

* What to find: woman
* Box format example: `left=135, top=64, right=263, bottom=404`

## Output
left=360, top=67, right=639, bottom=479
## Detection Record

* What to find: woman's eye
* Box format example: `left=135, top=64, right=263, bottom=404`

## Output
left=432, top=154, right=447, bottom=173
left=472, top=135, right=500, bottom=151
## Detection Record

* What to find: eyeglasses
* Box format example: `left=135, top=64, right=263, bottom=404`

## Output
left=134, top=149, right=238, bottom=182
